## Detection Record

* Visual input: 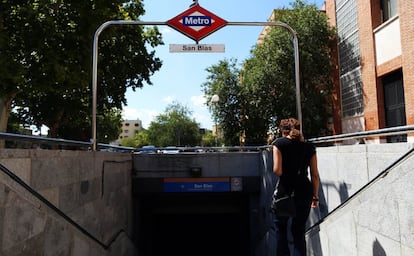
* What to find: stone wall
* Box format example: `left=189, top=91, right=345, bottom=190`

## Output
left=306, top=142, right=414, bottom=255
left=315, top=142, right=414, bottom=216
left=0, top=149, right=136, bottom=255
left=2, top=143, right=413, bottom=255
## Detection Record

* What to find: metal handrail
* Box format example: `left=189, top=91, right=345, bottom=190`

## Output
left=0, top=132, right=268, bottom=152
left=0, top=132, right=91, bottom=147
left=308, top=125, right=414, bottom=144
left=133, top=145, right=271, bottom=153
left=0, top=132, right=134, bottom=151
left=2, top=125, right=414, bottom=151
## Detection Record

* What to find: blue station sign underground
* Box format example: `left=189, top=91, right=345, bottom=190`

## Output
left=167, top=4, right=228, bottom=42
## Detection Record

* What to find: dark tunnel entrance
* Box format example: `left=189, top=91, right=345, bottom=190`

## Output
left=134, top=193, right=252, bottom=256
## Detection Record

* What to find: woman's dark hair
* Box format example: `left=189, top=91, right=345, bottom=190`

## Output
left=279, top=117, right=302, bottom=140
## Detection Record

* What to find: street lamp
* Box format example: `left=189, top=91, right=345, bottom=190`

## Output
left=211, top=94, right=219, bottom=146
left=211, top=94, right=219, bottom=104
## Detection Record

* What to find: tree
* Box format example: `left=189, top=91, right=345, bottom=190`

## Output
left=146, top=102, right=201, bottom=147
left=120, top=137, right=137, bottom=148
left=201, top=130, right=223, bottom=147
left=132, top=130, right=151, bottom=148
left=202, top=59, right=243, bottom=146
left=0, top=1, right=163, bottom=142
left=96, top=108, right=123, bottom=143
left=120, top=129, right=150, bottom=148
left=203, top=0, right=336, bottom=145
left=242, top=0, right=336, bottom=139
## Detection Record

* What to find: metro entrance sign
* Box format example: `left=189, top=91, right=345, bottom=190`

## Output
left=91, top=3, right=302, bottom=151
left=167, top=4, right=227, bottom=42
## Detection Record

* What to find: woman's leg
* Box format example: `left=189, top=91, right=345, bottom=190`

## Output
left=291, top=198, right=312, bottom=256
left=274, top=215, right=290, bottom=256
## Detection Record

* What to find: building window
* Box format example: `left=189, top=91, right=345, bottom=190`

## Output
left=341, top=69, right=363, bottom=117
left=381, top=0, right=398, bottom=22
left=125, top=123, right=130, bottom=126
left=383, top=69, right=406, bottom=142
left=135, top=123, right=139, bottom=127
left=336, top=0, right=363, bottom=117
left=124, top=130, right=129, bottom=133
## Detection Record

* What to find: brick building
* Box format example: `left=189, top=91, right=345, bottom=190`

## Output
left=324, top=0, right=414, bottom=142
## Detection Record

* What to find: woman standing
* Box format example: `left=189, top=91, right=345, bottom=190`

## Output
left=272, top=118, right=320, bottom=256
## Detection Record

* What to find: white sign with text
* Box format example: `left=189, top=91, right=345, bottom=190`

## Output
left=169, top=44, right=225, bottom=53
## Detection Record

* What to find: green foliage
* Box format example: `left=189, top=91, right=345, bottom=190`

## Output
left=146, top=102, right=202, bottom=147
left=202, top=58, right=242, bottom=145
left=132, top=130, right=151, bottom=147
left=120, top=137, right=137, bottom=148
left=242, top=0, right=335, bottom=139
left=201, top=130, right=217, bottom=147
left=0, top=0, right=163, bottom=141
left=201, top=130, right=224, bottom=147
left=6, top=112, right=25, bottom=134
left=120, top=129, right=150, bottom=148
left=203, top=0, right=336, bottom=144
left=96, top=108, right=123, bottom=143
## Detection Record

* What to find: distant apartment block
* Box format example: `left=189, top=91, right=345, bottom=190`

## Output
left=113, top=119, right=143, bottom=145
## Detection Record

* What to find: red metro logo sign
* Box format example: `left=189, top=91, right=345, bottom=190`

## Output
left=167, top=4, right=227, bottom=42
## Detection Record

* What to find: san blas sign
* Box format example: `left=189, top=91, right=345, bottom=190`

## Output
left=167, top=4, right=227, bottom=42
left=91, top=3, right=301, bottom=150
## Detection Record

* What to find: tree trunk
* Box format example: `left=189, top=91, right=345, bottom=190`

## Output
left=0, top=97, right=13, bottom=148
left=47, top=110, right=64, bottom=138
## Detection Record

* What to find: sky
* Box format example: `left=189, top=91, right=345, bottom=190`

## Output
left=122, top=0, right=326, bottom=130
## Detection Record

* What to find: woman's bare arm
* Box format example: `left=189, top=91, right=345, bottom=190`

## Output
left=273, top=145, right=283, bottom=176
left=309, top=154, right=320, bottom=208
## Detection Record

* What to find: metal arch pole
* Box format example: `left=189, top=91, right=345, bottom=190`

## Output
left=227, top=21, right=302, bottom=134
left=91, top=20, right=166, bottom=151
left=91, top=20, right=300, bottom=150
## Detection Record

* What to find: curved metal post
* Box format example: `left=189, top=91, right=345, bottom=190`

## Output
left=91, top=20, right=301, bottom=150
left=91, top=20, right=166, bottom=151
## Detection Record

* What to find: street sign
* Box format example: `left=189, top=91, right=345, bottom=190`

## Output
left=163, top=177, right=230, bottom=192
left=167, top=4, right=227, bottom=42
left=169, top=44, right=225, bottom=53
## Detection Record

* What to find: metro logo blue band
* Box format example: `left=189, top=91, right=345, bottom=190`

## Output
left=182, top=16, right=212, bottom=26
